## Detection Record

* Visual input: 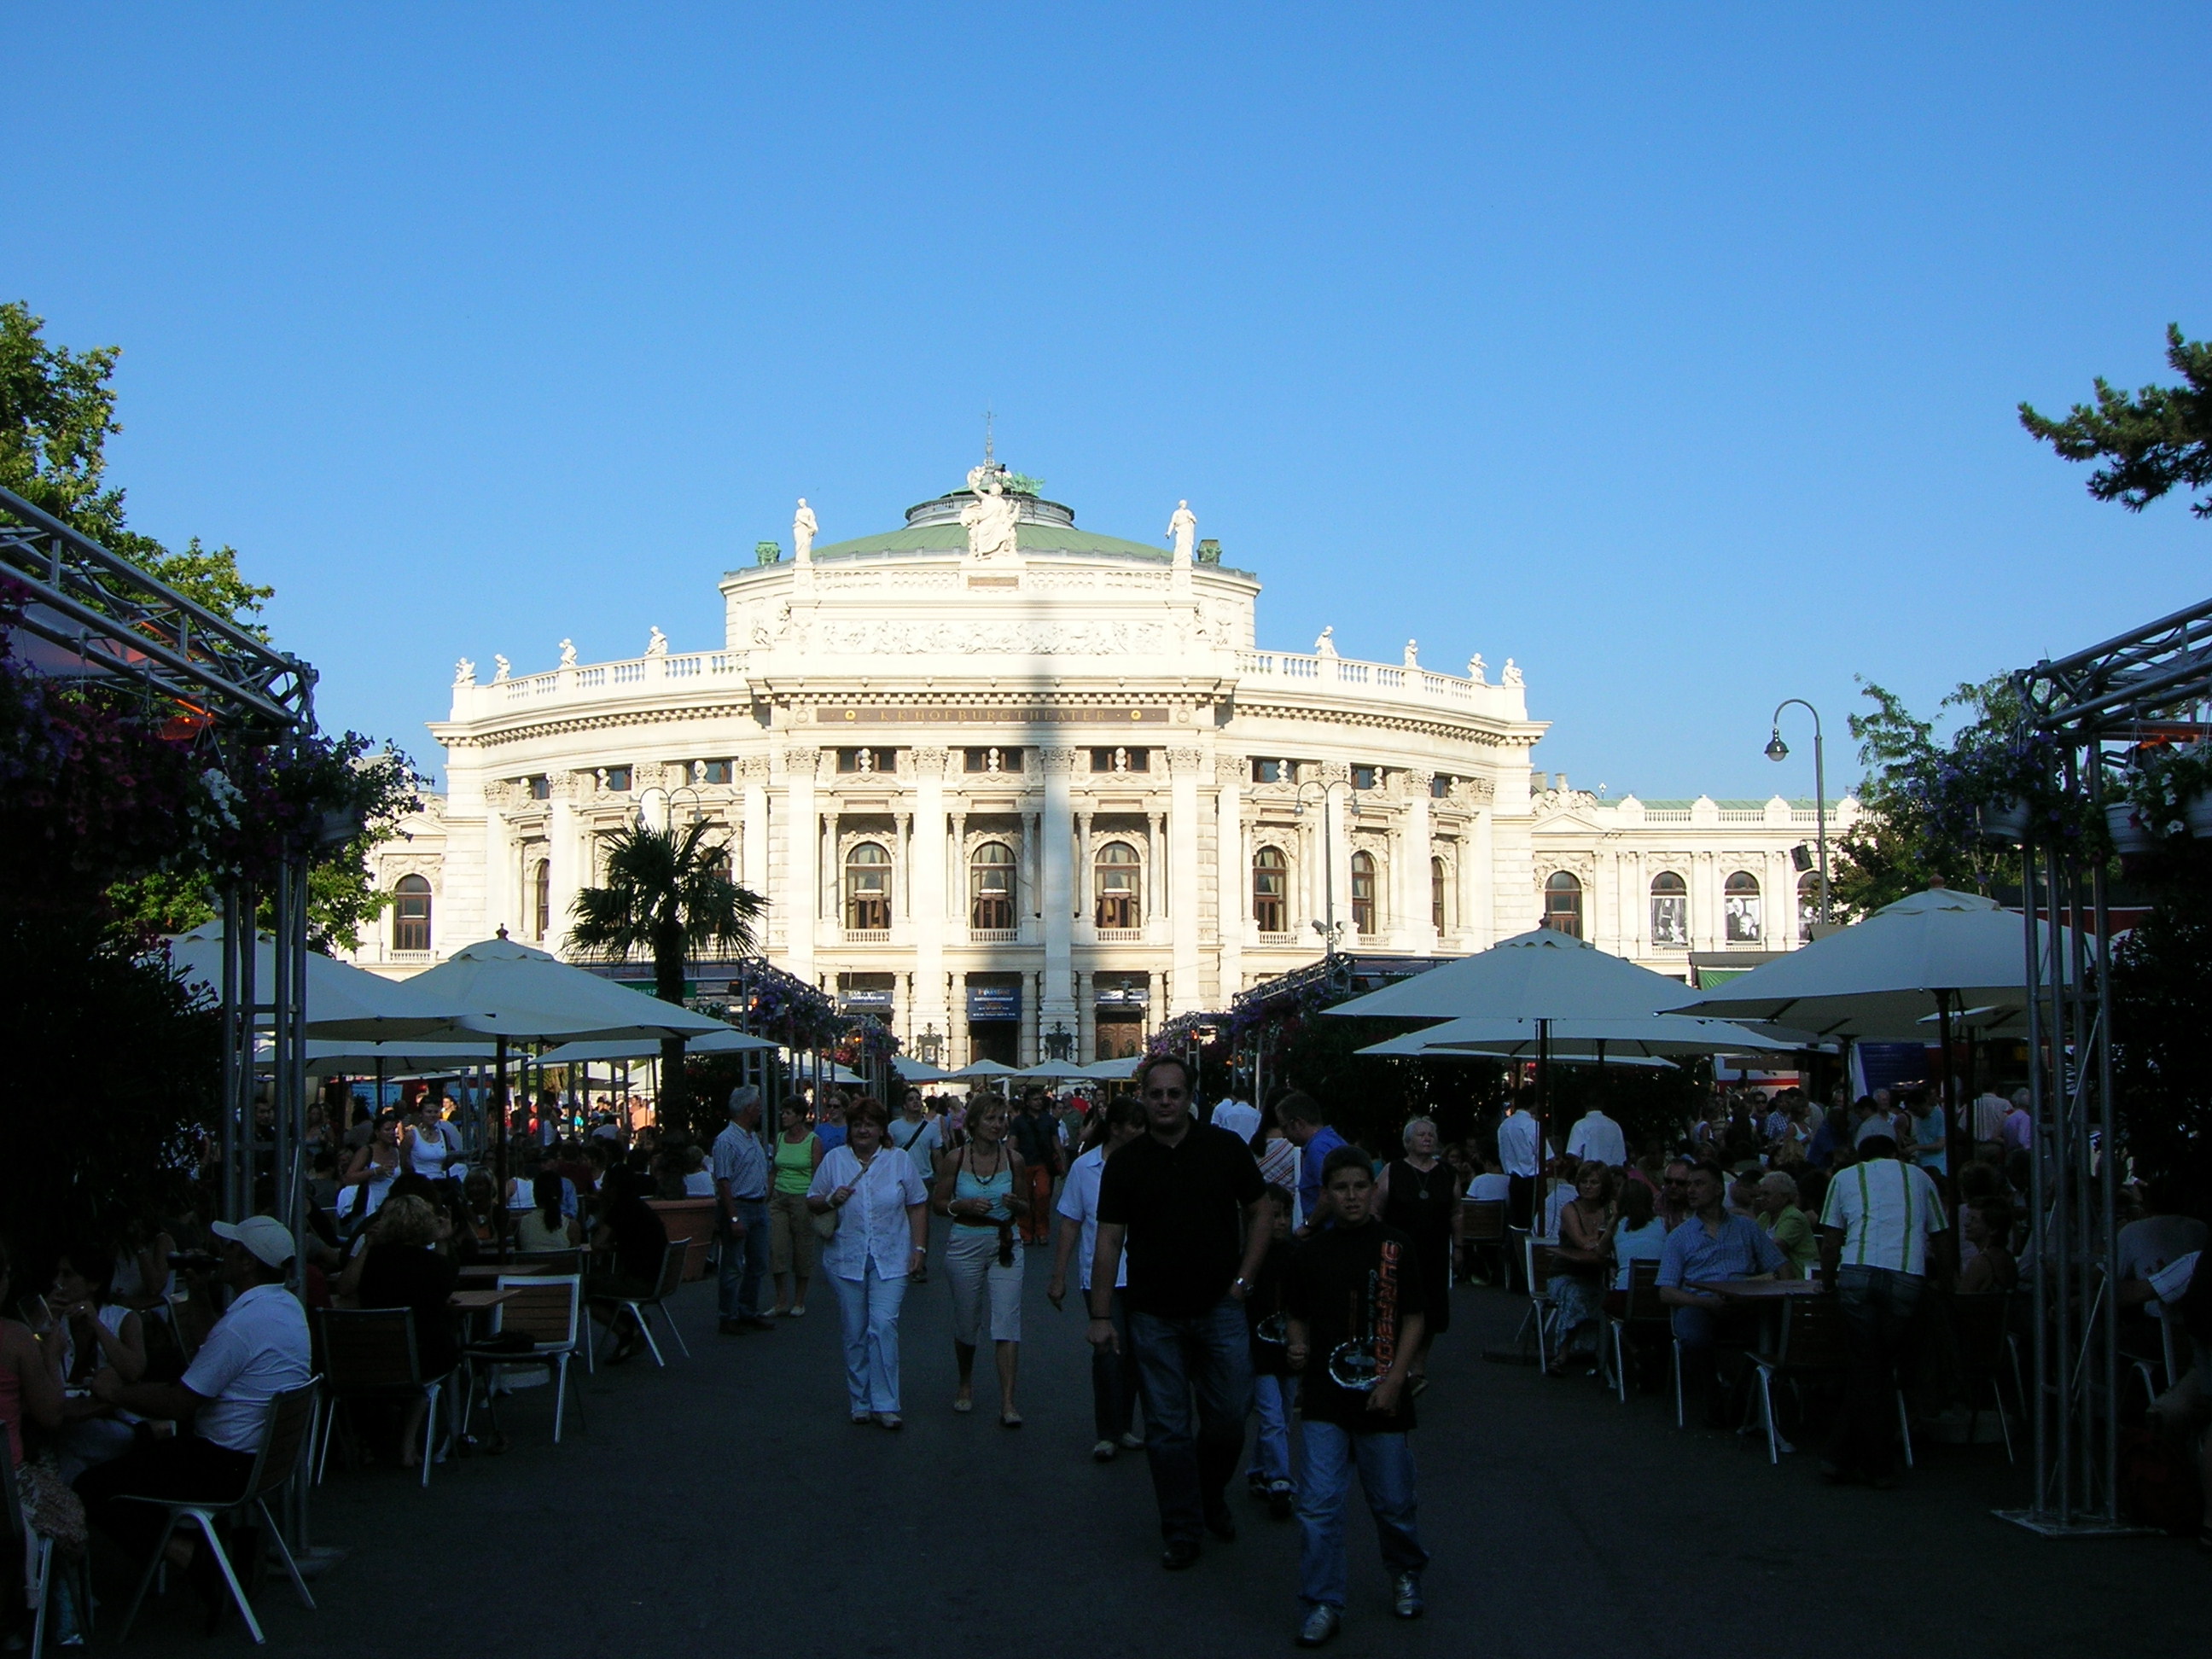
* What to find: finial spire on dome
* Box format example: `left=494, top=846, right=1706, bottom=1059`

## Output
left=984, top=406, right=995, bottom=467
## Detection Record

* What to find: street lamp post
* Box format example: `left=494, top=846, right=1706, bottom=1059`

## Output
left=1765, top=699, right=1830, bottom=928
left=634, top=783, right=704, bottom=831
left=1293, top=778, right=1350, bottom=952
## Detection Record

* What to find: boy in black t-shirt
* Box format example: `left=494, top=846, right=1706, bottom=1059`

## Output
left=1284, top=1148, right=1430, bottom=1646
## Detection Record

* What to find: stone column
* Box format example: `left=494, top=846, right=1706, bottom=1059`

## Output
left=544, top=776, right=581, bottom=957
left=1167, top=748, right=1203, bottom=1011
left=1074, top=809, right=1094, bottom=936
left=1406, top=771, right=1435, bottom=953
left=894, top=811, right=912, bottom=923
left=1075, top=969, right=1093, bottom=1063
left=1040, top=748, right=1078, bottom=1035
left=1022, top=811, right=1040, bottom=925
left=783, top=746, right=818, bottom=981
left=1214, top=754, right=1244, bottom=996
left=822, top=798, right=842, bottom=930
left=1322, top=762, right=1352, bottom=947
left=740, top=757, right=770, bottom=898
left=1471, top=806, right=1495, bottom=950
left=1146, top=812, right=1166, bottom=938
left=948, top=811, right=969, bottom=943
left=480, top=783, right=514, bottom=945
left=910, top=749, right=949, bottom=1047
left=950, top=969, right=968, bottom=1068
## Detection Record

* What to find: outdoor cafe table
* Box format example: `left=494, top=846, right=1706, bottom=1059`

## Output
left=1689, top=1278, right=1829, bottom=1301
left=454, top=1261, right=558, bottom=1288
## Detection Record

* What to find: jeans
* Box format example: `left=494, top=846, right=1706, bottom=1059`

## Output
left=1296, top=1421, right=1428, bottom=1611
left=1833, top=1264, right=1924, bottom=1479
left=1129, top=1297, right=1253, bottom=1544
left=718, top=1197, right=769, bottom=1321
left=1250, top=1373, right=1295, bottom=1483
left=1670, top=1302, right=1758, bottom=1424
left=1091, top=1289, right=1140, bottom=1441
left=75, top=1435, right=257, bottom=1563
left=833, top=1261, right=909, bottom=1415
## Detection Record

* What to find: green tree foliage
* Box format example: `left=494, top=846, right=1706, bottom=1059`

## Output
left=2019, top=323, right=2212, bottom=518
left=2, top=300, right=418, bottom=946
left=571, top=820, right=764, bottom=1116
left=1830, top=677, right=2023, bottom=914
left=2110, top=856, right=2212, bottom=1189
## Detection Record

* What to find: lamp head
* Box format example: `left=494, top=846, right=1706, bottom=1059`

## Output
left=1764, top=731, right=1789, bottom=764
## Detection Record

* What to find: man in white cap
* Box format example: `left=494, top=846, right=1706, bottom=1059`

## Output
left=76, top=1214, right=311, bottom=1582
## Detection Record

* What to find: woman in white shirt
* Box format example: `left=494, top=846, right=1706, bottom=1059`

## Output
left=1045, top=1096, right=1148, bottom=1460
left=807, top=1097, right=929, bottom=1429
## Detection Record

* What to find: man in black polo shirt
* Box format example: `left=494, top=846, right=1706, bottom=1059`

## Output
left=1092, top=1053, right=1272, bottom=1570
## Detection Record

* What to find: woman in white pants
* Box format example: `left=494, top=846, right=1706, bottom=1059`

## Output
left=932, top=1096, right=1030, bottom=1425
left=808, top=1097, right=929, bottom=1428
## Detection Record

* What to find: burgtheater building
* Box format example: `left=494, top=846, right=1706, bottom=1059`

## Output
left=350, top=463, right=1856, bottom=1066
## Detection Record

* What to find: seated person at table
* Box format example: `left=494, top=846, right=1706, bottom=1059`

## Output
left=588, top=1167, right=671, bottom=1364
left=1657, top=1160, right=1785, bottom=1427
left=516, top=1173, right=585, bottom=1252
left=2116, top=1175, right=2206, bottom=1363
left=342, top=1195, right=460, bottom=1466
left=1605, top=1179, right=1668, bottom=1311
left=1957, top=1201, right=2017, bottom=1295
left=41, top=1246, right=148, bottom=1481
left=1753, top=1172, right=1819, bottom=1280
left=76, top=1218, right=311, bottom=1594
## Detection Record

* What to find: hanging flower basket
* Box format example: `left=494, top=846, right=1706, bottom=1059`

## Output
left=1978, top=798, right=2031, bottom=843
left=2104, top=800, right=2162, bottom=857
left=2186, top=791, right=2212, bottom=839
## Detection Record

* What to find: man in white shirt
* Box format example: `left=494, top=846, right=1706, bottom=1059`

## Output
left=1047, top=1098, right=1148, bottom=1460
left=78, top=1216, right=311, bottom=1578
left=1816, top=1135, right=1949, bottom=1487
left=1563, top=1106, right=1627, bottom=1169
left=1970, top=1089, right=2011, bottom=1153
left=1496, top=1100, right=1547, bottom=1230
left=1209, top=1096, right=1261, bottom=1142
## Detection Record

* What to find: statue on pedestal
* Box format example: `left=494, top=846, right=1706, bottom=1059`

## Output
left=1467, top=654, right=1486, bottom=684
left=1313, top=626, right=1337, bottom=658
left=558, top=639, right=578, bottom=669
left=793, top=499, right=818, bottom=564
left=961, top=466, right=1021, bottom=560
left=1403, top=639, right=1419, bottom=669
left=645, top=626, right=668, bottom=657
left=1502, top=658, right=1523, bottom=686
left=1167, top=499, right=1196, bottom=563
left=454, top=658, right=475, bottom=686
left=492, top=655, right=511, bottom=683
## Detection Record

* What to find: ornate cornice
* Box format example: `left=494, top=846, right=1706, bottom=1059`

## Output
left=1167, top=747, right=1206, bottom=775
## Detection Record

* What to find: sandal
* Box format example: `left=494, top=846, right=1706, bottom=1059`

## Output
left=999, top=1410, right=1024, bottom=1429
left=953, top=1395, right=975, bottom=1413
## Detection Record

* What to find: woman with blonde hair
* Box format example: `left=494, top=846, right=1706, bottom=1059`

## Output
left=931, top=1094, right=1029, bottom=1424
left=343, top=1193, right=460, bottom=1468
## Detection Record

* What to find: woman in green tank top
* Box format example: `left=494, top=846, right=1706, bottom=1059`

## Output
left=769, top=1103, right=824, bottom=1315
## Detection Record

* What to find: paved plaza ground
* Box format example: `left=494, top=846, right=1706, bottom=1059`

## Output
left=108, top=1231, right=2203, bottom=1658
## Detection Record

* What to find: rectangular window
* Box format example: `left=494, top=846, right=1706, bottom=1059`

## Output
left=1251, top=758, right=1288, bottom=784
left=1352, top=765, right=1379, bottom=791
left=698, top=760, right=733, bottom=785
left=963, top=747, right=1022, bottom=773
left=835, top=748, right=894, bottom=775
left=1090, top=747, right=1150, bottom=773
left=527, top=775, right=550, bottom=801
left=1430, top=775, right=1450, bottom=799
left=602, top=765, right=632, bottom=793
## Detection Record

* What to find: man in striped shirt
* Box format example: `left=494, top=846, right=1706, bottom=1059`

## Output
left=1817, top=1135, right=1950, bottom=1487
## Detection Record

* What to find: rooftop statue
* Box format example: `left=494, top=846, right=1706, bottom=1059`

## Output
left=793, top=498, right=818, bottom=564
left=961, top=465, right=1020, bottom=560
left=1403, top=639, right=1419, bottom=669
left=1314, top=626, right=1337, bottom=658
left=1502, top=658, right=1523, bottom=686
left=645, top=626, right=668, bottom=657
left=1167, top=499, right=1196, bottom=563
left=492, top=655, right=511, bottom=683
left=454, top=657, right=475, bottom=686
left=558, top=638, right=578, bottom=669
left=1467, top=653, right=1486, bottom=684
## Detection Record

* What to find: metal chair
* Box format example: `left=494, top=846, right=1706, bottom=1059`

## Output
left=113, top=1377, right=322, bottom=1646
left=1, top=1418, right=73, bottom=1656
left=462, top=1276, right=586, bottom=1444
left=1464, top=1200, right=1507, bottom=1284
left=599, top=1238, right=692, bottom=1367
left=1607, top=1260, right=1667, bottom=1405
left=311, top=1307, right=448, bottom=1488
left=1953, top=1290, right=2020, bottom=1464
left=1744, top=1294, right=1850, bottom=1462
left=1516, top=1236, right=1561, bottom=1371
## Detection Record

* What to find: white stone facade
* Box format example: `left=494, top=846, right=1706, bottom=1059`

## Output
left=349, top=476, right=1856, bottom=1066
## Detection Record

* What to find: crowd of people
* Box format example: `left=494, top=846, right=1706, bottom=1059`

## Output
left=7, top=1062, right=2208, bottom=1648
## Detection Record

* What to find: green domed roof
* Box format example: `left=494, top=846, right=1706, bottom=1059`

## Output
left=808, top=481, right=1168, bottom=562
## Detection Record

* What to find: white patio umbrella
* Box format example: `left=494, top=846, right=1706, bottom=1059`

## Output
left=256, top=1038, right=499, bottom=1079
left=1357, top=1025, right=1679, bottom=1068
left=538, top=1028, right=777, bottom=1066
left=406, top=935, right=731, bottom=1044
left=888, top=1057, right=958, bottom=1082
left=1012, top=1060, right=1097, bottom=1082
left=1679, top=886, right=2088, bottom=1179
left=947, top=1058, right=1023, bottom=1082
left=1415, top=1014, right=1807, bottom=1061
left=1081, top=1055, right=1143, bottom=1081
left=165, top=923, right=474, bottom=1041
left=1322, top=927, right=1703, bottom=1159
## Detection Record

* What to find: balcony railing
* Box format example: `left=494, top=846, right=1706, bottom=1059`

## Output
left=1233, top=649, right=1519, bottom=716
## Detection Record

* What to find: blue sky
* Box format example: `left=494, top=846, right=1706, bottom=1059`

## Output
left=8, top=4, right=2209, bottom=799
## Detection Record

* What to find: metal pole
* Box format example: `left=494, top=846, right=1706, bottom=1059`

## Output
left=2089, top=755, right=2120, bottom=1523
left=1767, top=700, right=1829, bottom=927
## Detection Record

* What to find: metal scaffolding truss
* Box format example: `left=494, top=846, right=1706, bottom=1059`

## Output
left=2003, top=596, right=2212, bottom=1535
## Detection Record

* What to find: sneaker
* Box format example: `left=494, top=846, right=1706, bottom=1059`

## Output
left=1160, top=1540, right=1201, bottom=1571
left=1267, top=1480, right=1295, bottom=1521
left=1392, top=1572, right=1424, bottom=1619
left=1295, top=1605, right=1341, bottom=1647
left=1120, top=1431, right=1145, bottom=1450
left=1093, top=1439, right=1118, bottom=1463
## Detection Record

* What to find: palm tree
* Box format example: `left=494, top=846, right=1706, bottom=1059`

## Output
left=569, top=819, right=763, bottom=1120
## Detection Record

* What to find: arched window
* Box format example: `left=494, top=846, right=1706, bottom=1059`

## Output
left=1798, top=870, right=1823, bottom=944
left=393, top=875, right=433, bottom=952
left=1094, top=840, right=1142, bottom=929
left=531, top=862, right=550, bottom=941
left=1350, top=851, right=1379, bottom=935
left=1252, top=845, right=1287, bottom=934
left=845, top=841, right=891, bottom=930
left=1650, top=870, right=1688, bottom=948
left=1431, top=857, right=1448, bottom=933
left=970, top=841, right=1015, bottom=931
left=1724, top=870, right=1762, bottom=943
left=1543, top=870, right=1583, bottom=939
